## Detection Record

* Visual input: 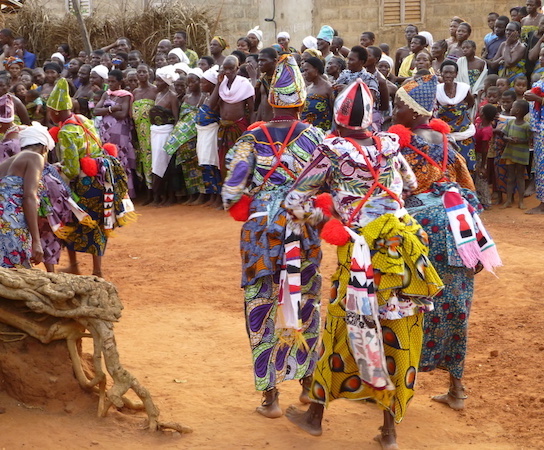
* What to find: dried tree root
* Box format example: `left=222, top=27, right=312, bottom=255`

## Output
left=0, top=268, right=191, bottom=434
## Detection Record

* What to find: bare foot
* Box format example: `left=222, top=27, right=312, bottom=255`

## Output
left=526, top=203, right=544, bottom=215
left=92, top=272, right=104, bottom=278
left=374, top=430, right=399, bottom=450
left=499, top=201, right=512, bottom=209
left=518, top=201, right=526, bottom=210
left=431, top=391, right=465, bottom=411
left=59, top=264, right=81, bottom=275
left=299, top=377, right=312, bottom=404
left=285, top=405, right=323, bottom=436
left=256, top=389, right=282, bottom=418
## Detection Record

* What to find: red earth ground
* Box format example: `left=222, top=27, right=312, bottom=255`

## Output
left=0, top=196, right=542, bottom=449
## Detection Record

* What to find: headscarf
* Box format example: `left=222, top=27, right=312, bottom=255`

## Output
left=303, top=48, right=323, bottom=59
left=173, top=62, right=190, bottom=75
left=0, top=94, right=14, bottom=123
left=3, top=56, right=23, bottom=69
left=419, top=31, right=434, bottom=48
left=51, top=52, right=65, bottom=64
left=187, top=67, right=203, bottom=78
left=396, top=74, right=438, bottom=117
left=91, top=64, right=109, bottom=80
left=247, top=26, right=263, bottom=50
left=202, top=67, right=219, bottom=84
left=43, top=62, right=62, bottom=74
left=212, top=36, right=228, bottom=50
left=46, top=78, right=73, bottom=111
left=168, top=47, right=190, bottom=64
left=302, top=36, right=318, bottom=50
left=155, top=66, right=179, bottom=86
left=271, top=44, right=283, bottom=53
left=379, top=54, right=394, bottom=74
left=317, top=25, right=335, bottom=44
left=333, top=79, right=373, bottom=130
left=268, top=54, right=306, bottom=108
left=20, top=122, right=55, bottom=151
left=277, top=31, right=290, bottom=40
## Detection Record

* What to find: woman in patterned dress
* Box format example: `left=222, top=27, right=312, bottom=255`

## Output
left=390, top=74, right=501, bottom=412
left=222, top=55, right=324, bottom=419
left=284, top=79, right=442, bottom=449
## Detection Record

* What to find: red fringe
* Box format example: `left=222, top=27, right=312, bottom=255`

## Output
left=229, top=194, right=252, bottom=221
left=429, top=119, right=451, bottom=134
left=48, top=126, right=60, bottom=143
left=247, top=121, right=266, bottom=131
left=314, top=193, right=334, bottom=217
left=80, top=156, right=98, bottom=177
left=103, top=143, right=118, bottom=157
left=388, top=124, right=413, bottom=147
left=321, top=218, right=350, bottom=246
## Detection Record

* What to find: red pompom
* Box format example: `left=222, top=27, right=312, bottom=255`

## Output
left=247, top=121, right=266, bottom=131
left=532, top=87, right=542, bottom=96
left=320, top=218, right=350, bottom=246
left=102, top=143, right=118, bottom=157
left=229, top=194, right=252, bottom=221
left=80, top=156, right=98, bottom=177
left=429, top=119, right=452, bottom=135
left=48, top=126, right=60, bottom=143
left=314, top=193, right=334, bottom=217
left=388, top=124, right=413, bottom=147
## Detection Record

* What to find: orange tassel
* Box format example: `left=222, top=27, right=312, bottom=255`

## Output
left=429, top=118, right=452, bottom=134
left=229, top=194, right=252, bottom=221
left=247, top=121, right=267, bottom=131
left=103, top=143, right=118, bottom=157
left=80, top=156, right=98, bottom=177
left=388, top=124, right=413, bottom=147
left=314, top=193, right=334, bottom=217
left=321, top=218, right=350, bottom=246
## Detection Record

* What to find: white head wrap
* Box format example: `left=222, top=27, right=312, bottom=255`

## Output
left=247, top=26, right=263, bottom=51
left=173, top=62, right=190, bottom=75
left=379, top=54, right=395, bottom=74
left=51, top=52, right=65, bottom=64
left=91, top=64, right=109, bottom=80
left=302, top=36, right=318, bottom=50
left=168, top=48, right=190, bottom=64
left=156, top=66, right=179, bottom=86
left=419, top=31, right=434, bottom=48
left=187, top=68, right=203, bottom=78
left=202, top=68, right=219, bottom=85
left=277, top=31, right=290, bottom=40
left=20, top=122, right=55, bottom=151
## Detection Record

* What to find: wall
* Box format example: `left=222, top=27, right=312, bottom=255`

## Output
left=35, top=0, right=518, bottom=56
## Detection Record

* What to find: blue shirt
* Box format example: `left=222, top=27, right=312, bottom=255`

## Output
left=22, top=50, right=36, bottom=69
left=484, top=32, right=496, bottom=46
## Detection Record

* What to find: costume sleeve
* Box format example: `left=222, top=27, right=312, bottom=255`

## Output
left=58, top=126, right=85, bottom=180
left=284, top=144, right=332, bottom=223
left=222, top=137, right=255, bottom=208
left=396, top=153, right=418, bottom=192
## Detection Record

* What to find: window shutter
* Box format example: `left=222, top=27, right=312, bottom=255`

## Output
left=382, top=0, right=422, bottom=25
left=66, top=0, right=92, bottom=17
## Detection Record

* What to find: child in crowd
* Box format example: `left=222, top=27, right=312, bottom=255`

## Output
left=474, top=103, right=498, bottom=209
left=488, top=90, right=517, bottom=205
left=513, top=76, right=528, bottom=101
left=477, top=74, right=498, bottom=104
left=155, top=53, right=167, bottom=69
left=174, top=75, right=187, bottom=102
left=25, top=89, right=44, bottom=122
left=499, top=99, right=532, bottom=209
left=89, top=89, right=105, bottom=130
left=496, top=77, right=509, bottom=96
left=475, top=86, right=500, bottom=127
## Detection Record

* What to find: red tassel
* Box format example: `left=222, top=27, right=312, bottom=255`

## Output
left=429, top=119, right=451, bottom=134
left=321, top=218, right=350, bottom=246
left=103, top=143, right=118, bottom=157
left=229, top=194, right=252, bottom=221
left=314, top=193, right=334, bottom=217
left=388, top=124, right=413, bottom=147
left=49, top=126, right=60, bottom=143
left=247, top=121, right=267, bottom=131
left=80, top=156, right=98, bottom=177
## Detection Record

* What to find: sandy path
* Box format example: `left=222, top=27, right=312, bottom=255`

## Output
left=1, top=197, right=543, bottom=449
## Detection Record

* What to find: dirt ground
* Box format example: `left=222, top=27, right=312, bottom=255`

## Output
left=1, top=196, right=543, bottom=450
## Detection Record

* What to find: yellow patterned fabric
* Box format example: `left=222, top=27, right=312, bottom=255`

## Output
left=46, top=78, right=73, bottom=111
left=310, top=213, right=442, bottom=423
